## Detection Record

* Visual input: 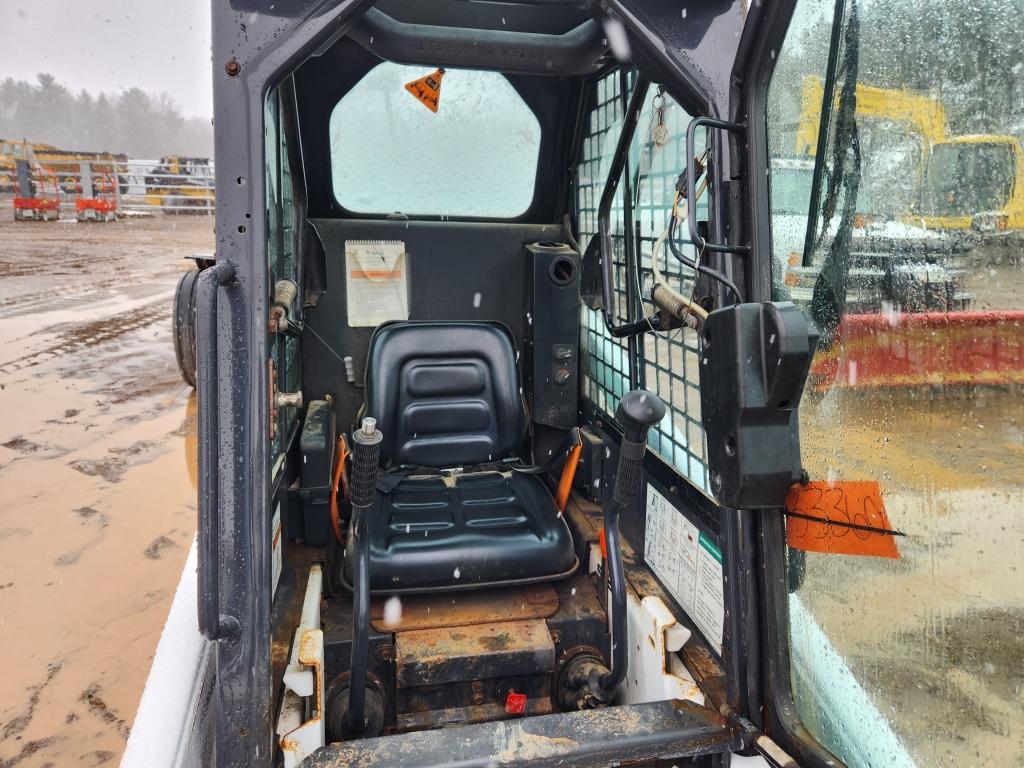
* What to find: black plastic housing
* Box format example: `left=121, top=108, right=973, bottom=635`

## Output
left=298, top=399, right=336, bottom=546
left=522, top=241, right=581, bottom=428
left=699, top=302, right=818, bottom=509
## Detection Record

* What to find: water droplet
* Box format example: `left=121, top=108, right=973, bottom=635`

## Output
left=473, top=292, right=482, bottom=308
left=453, top=567, right=461, bottom=579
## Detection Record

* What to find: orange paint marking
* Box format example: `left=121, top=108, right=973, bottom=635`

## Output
left=785, top=480, right=900, bottom=559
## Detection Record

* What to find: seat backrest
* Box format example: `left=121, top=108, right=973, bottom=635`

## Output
left=364, top=322, right=527, bottom=468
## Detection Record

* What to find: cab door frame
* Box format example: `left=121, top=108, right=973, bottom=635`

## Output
left=733, top=0, right=849, bottom=765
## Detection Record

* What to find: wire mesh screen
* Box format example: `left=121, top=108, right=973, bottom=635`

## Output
left=577, top=71, right=632, bottom=419
left=576, top=70, right=711, bottom=494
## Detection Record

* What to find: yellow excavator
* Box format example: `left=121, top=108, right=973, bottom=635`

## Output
left=796, top=75, right=1023, bottom=252
left=795, top=75, right=946, bottom=158
left=916, top=133, right=1024, bottom=246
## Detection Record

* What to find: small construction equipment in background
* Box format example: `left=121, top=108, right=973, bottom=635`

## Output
left=12, top=159, right=61, bottom=221
left=144, top=156, right=215, bottom=213
left=75, top=162, right=119, bottom=222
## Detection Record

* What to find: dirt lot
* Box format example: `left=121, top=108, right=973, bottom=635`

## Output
left=798, top=387, right=1024, bottom=766
left=0, top=213, right=210, bottom=767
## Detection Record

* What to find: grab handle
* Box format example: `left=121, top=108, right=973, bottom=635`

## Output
left=685, top=117, right=749, bottom=255
left=197, top=261, right=236, bottom=641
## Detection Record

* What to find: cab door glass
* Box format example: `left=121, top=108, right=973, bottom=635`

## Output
left=767, top=0, right=1023, bottom=765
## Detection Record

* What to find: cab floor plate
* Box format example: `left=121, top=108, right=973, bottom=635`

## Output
left=371, top=583, right=559, bottom=632
left=396, top=618, right=555, bottom=688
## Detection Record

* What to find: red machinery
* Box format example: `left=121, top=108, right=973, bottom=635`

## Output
left=12, top=160, right=61, bottom=221
left=810, top=311, right=1024, bottom=391
left=75, top=165, right=119, bottom=222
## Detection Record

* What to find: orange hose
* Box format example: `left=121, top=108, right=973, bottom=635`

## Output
left=329, top=434, right=350, bottom=544
left=554, top=429, right=583, bottom=513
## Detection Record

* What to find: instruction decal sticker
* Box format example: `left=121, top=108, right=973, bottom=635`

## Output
left=645, top=485, right=724, bottom=655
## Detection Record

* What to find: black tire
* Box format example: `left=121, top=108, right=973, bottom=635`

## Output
left=173, top=269, right=200, bottom=387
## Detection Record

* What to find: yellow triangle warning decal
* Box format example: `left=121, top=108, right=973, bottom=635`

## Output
left=404, top=68, right=445, bottom=113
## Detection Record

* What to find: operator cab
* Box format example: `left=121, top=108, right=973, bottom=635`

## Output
left=197, top=2, right=823, bottom=766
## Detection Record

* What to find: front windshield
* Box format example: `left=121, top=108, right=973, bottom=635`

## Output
left=921, top=142, right=1015, bottom=216
left=767, top=0, right=1023, bottom=766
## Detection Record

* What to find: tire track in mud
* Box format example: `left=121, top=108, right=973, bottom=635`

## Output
left=0, top=270, right=176, bottom=317
left=0, top=299, right=169, bottom=376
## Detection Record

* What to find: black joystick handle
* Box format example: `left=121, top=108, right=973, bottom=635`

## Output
left=591, top=389, right=666, bottom=700
left=347, top=417, right=383, bottom=734
left=613, top=390, right=667, bottom=505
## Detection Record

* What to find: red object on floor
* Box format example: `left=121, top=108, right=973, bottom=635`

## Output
left=504, top=691, right=527, bottom=715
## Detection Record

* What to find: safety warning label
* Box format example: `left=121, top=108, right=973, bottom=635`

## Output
left=271, top=502, right=282, bottom=600
left=644, top=485, right=724, bottom=655
left=345, top=240, right=409, bottom=327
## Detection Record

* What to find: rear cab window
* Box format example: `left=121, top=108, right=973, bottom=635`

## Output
left=329, top=63, right=542, bottom=218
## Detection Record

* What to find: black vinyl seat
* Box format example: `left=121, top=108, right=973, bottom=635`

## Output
left=345, top=321, right=577, bottom=593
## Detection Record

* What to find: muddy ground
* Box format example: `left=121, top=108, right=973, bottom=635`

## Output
left=0, top=212, right=209, bottom=767
left=798, top=387, right=1024, bottom=766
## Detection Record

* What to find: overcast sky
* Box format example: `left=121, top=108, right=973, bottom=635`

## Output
left=2, top=0, right=213, bottom=119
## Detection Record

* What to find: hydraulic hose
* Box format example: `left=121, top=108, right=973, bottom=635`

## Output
left=650, top=223, right=709, bottom=324
left=668, top=204, right=741, bottom=302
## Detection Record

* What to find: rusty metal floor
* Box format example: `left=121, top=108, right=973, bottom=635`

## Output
left=370, top=583, right=559, bottom=632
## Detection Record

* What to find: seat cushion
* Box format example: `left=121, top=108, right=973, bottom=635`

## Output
left=364, top=322, right=527, bottom=468
left=345, top=471, right=577, bottom=593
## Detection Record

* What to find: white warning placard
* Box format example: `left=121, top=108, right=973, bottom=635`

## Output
left=345, top=240, right=409, bottom=327
left=644, top=485, right=724, bottom=655
left=271, top=502, right=282, bottom=600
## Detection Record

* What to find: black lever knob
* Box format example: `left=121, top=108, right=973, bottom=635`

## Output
left=613, top=390, right=666, bottom=505
left=350, top=417, right=383, bottom=509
